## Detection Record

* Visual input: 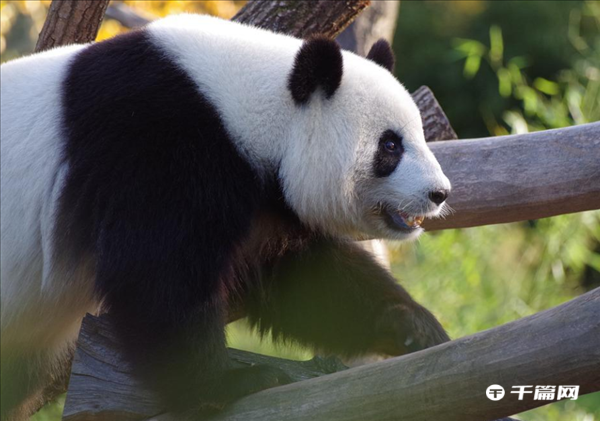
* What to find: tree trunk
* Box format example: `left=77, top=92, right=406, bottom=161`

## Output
left=36, top=0, right=110, bottom=52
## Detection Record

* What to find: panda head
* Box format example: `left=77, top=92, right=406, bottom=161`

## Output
left=280, top=36, right=451, bottom=241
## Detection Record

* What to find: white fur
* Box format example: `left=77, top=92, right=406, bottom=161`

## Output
left=1, top=44, right=99, bottom=373
left=148, top=15, right=450, bottom=240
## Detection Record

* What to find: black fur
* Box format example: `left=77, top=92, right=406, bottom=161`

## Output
left=55, top=28, right=447, bottom=419
left=288, top=36, right=343, bottom=104
left=58, top=30, right=279, bottom=416
left=374, top=129, right=404, bottom=177
left=244, top=238, right=449, bottom=357
left=366, top=38, right=395, bottom=72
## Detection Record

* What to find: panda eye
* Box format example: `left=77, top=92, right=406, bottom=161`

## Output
left=374, top=130, right=404, bottom=178
left=380, top=130, right=403, bottom=155
left=384, top=140, right=397, bottom=152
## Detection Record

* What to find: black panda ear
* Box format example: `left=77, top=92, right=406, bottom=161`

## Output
left=288, top=36, right=343, bottom=105
left=366, top=39, right=395, bottom=72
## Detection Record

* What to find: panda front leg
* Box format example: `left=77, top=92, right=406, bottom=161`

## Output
left=245, top=239, right=449, bottom=357
left=94, top=219, right=289, bottom=418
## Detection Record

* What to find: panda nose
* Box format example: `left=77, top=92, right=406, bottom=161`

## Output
left=428, top=189, right=449, bottom=205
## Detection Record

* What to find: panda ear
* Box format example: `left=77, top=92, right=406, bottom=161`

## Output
left=288, top=36, right=343, bottom=105
left=366, top=39, right=395, bottom=72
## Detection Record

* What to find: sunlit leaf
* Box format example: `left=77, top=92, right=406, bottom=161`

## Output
left=534, top=77, right=560, bottom=95
left=497, top=67, right=512, bottom=97
left=464, top=54, right=481, bottom=78
left=489, top=25, right=503, bottom=65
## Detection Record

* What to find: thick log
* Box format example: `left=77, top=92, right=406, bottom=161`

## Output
left=413, top=86, right=459, bottom=141
left=35, top=0, right=110, bottom=52
left=233, top=0, right=371, bottom=39
left=62, top=289, right=600, bottom=420
left=424, top=122, right=600, bottom=231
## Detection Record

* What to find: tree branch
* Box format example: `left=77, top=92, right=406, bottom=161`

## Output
left=233, top=0, right=371, bottom=39
left=424, top=122, right=600, bottom=231
left=36, top=0, right=110, bottom=52
left=105, top=3, right=152, bottom=29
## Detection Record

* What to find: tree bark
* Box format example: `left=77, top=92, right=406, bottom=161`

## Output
left=413, top=86, right=459, bottom=141
left=336, top=0, right=400, bottom=56
left=233, top=0, right=371, bottom=39
left=35, top=0, right=110, bottom=52
left=62, top=288, right=600, bottom=420
left=424, top=121, right=600, bottom=231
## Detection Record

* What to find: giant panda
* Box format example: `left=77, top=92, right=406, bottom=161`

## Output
left=0, top=14, right=451, bottom=420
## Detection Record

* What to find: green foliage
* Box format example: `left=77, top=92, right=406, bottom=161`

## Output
left=453, top=2, right=600, bottom=135
left=394, top=0, right=598, bottom=138
left=30, top=395, right=65, bottom=421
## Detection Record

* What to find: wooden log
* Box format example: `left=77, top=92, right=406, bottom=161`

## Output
left=413, top=86, right=459, bottom=141
left=63, top=289, right=600, bottom=420
left=424, top=122, right=600, bottom=231
left=35, top=0, right=110, bottom=52
left=336, top=0, right=400, bottom=56
left=233, top=0, right=371, bottom=39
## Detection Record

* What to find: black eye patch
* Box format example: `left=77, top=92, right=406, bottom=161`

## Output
left=373, top=130, right=404, bottom=178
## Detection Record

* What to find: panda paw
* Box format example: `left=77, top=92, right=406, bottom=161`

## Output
left=373, top=303, right=450, bottom=355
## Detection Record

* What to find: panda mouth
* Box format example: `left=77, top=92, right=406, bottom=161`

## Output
left=382, top=208, right=425, bottom=232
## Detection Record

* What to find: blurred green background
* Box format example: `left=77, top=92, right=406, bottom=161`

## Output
left=1, top=1, right=599, bottom=420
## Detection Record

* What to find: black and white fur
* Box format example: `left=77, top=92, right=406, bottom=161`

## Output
left=1, top=15, right=451, bottom=420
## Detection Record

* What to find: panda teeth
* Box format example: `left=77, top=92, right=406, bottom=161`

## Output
left=400, top=213, right=425, bottom=227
